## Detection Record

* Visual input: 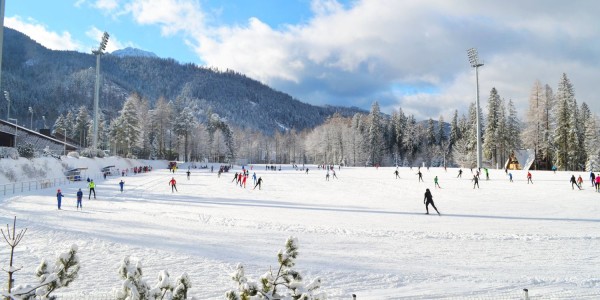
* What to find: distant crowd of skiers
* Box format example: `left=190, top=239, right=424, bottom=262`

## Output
left=54, top=162, right=600, bottom=213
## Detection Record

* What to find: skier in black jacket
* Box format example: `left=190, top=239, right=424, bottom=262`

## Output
left=424, top=188, right=440, bottom=215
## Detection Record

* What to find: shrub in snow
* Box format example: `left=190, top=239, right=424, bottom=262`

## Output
left=1, top=217, right=80, bottom=299
left=80, top=148, right=106, bottom=158
left=67, top=151, right=79, bottom=158
left=17, top=142, right=35, bottom=159
left=226, top=236, right=325, bottom=300
left=115, top=256, right=192, bottom=300
left=0, top=147, right=19, bottom=159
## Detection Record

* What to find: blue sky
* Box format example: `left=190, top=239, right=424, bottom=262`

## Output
left=5, top=0, right=600, bottom=119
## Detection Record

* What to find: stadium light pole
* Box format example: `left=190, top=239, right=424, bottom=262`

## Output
left=92, top=31, right=109, bottom=153
left=3, top=90, right=9, bottom=120
left=8, top=117, right=16, bottom=147
left=28, top=106, right=33, bottom=129
left=0, top=0, right=5, bottom=103
left=467, top=48, right=484, bottom=169
left=42, top=115, right=46, bottom=129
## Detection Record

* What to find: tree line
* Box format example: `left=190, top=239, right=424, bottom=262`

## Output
left=50, top=73, right=599, bottom=171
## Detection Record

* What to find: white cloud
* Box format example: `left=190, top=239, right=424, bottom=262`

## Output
left=94, top=0, right=119, bottom=11
left=124, top=0, right=205, bottom=36
left=176, top=0, right=600, bottom=117
left=5, top=16, right=84, bottom=51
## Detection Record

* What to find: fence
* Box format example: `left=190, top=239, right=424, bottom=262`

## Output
left=0, top=172, right=104, bottom=197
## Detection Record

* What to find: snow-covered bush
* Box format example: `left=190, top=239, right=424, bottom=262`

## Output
left=67, top=151, right=79, bottom=158
left=226, top=237, right=325, bottom=300
left=21, top=162, right=48, bottom=179
left=115, top=256, right=192, bottom=300
left=0, top=146, right=18, bottom=159
left=17, top=142, right=35, bottom=159
left=80, top=148, right=106, bottom=158
left=7, top=244, right=80, bottom=299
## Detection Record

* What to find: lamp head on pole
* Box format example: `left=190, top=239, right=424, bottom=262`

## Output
left=92, top=31, right=110, bottom=55
left=3, top=90, right=8, bottom=101
left=467, top=48, right=484, bottom=68
left=28, top=106, right=33, bottom=114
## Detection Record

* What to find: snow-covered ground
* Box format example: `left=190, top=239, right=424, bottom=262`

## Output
left=1, top=158, right=600, bottom=299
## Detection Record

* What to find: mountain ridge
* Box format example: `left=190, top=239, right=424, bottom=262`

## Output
left=0, top=27, right=366, bottom=134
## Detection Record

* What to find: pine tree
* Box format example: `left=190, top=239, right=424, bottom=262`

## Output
left=226, top=237, right=325, bottom=300
left=483, top=87, right=501, bottom=166
left=449, top=110, right=460, bottom=149
left=585, top=115, right=600, bottom=171
left=367, top=102, right=384, bottom=166
left=64, top=110, right=76, bottom=140
left=152, top=97, right=174, bottom=159
left=553, top=73, right=574, bottom=170
left=506, top=99, right=521, bottom=160
left=52, top=114, right=66, bottom=136
left=523, top=80, right=545, bottom=168
left=74, top=106, right=90, bottom=147
left=116, top=94, right=142, bottom=157
left=541, top=84, right=555, bottom=168
left=402, top=115, right=418, bottom=166
left=437, top=115, right=446, bottom=146
left=173, top=106, right=198, bottom=162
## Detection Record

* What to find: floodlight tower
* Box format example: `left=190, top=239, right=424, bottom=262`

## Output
left=92, top=31, right=109, bottom=153
left=467, top=48, right=484, bottom=169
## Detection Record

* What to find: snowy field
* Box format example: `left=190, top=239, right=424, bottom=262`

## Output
left=1, top=160, right=600, bottom=299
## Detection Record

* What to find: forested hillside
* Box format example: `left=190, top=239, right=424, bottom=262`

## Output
left=0, top=27, right=363, bottom=134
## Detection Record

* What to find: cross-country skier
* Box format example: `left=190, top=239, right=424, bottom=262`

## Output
left=394, top=169, right=400, bottom=179
left=416, top=170, right=423, bottom=182
left=424, top=188, right=440, bottom=215
left=253, top=177, right=263, bottom=190
left=119, top=180, right=125, bottom=192
left=434, top=176, right=441, bottom=188
left=76, top=188, right=83, bottom=210
left=591, top=171, right=596, bottom=187
left=509, top=172, right=513, bottom=182
left=187, top=170, right=191, bottom=180
left=472, top=174, right=479, bottom=189
left=570, top=175, right=581, bottom=190
left=169, top=177, right=178, bottom=192
left=457, top=169, right=463, bottom=178
left=56, top=189, right=64, bottom=210
left=88, top=179, right=96, bottom=199
left=527, top=172, right=533, bottom=184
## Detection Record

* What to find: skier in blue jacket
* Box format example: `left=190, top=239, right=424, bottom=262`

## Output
left=76, top=188, right=83, bottom=210
left=56, top=189, right=64, bottom=210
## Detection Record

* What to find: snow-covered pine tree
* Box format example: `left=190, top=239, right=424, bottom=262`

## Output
left=506, top=99, right=521, bottom=164
left=585, top=115, right=600, bottom=171
left=116, top=256, right=152, bottom=300
left=540, top=84, right=555, bottom=168
left=449, top=110, right=460, bottom=149
left=226, top=237, right=325, bottom=300
left=74, top=106, right=90, bottom=147
left=368, top=102, right=384, bottom=166
left=402, top=115, right=418, bottom=166
left=394, top=108, right=407, bottom=164
left=483, top=87, right=501, bottom=167
left=10, top=244, right=80, bottom=299
left=579, top=102, right=592, bottom=168
left=553, top=73, right=575, bottom=170
left=350, top=113, right=365, bottom=166
left=64, top=110, right=76, bottom=140
left=523, top=80, right=545, bottom=165
left=152, top=97, right=174, bottom=159
left=117, top=94, right=142, bottom=157
left=495, top=98, right=508, bottom=167
left=52, top=114, right=66, bottom=136
left=173, top=106, right=198, bottom=162
left=437, top=115, right=446, bottom=147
